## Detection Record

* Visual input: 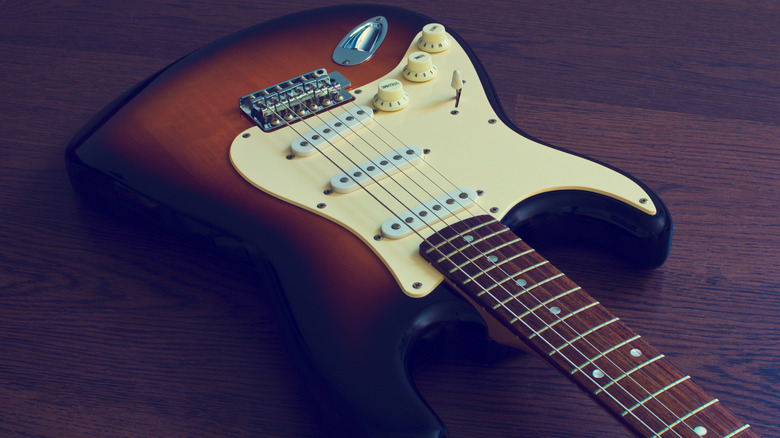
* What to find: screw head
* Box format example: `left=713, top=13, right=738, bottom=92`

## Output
left=490, top=207, right=499, bottom=213
left=412, top=282, right=422, bottom=289
left=316, top=203, right=326, bottom=209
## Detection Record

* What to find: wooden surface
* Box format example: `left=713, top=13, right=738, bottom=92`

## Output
left=1, top=1, right=777, bottom=437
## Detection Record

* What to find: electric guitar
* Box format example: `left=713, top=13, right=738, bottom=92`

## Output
left=66, top=5, right=758, bottom=437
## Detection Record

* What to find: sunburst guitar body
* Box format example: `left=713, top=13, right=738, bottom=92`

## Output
left=67, top=5, right=757, bottom=437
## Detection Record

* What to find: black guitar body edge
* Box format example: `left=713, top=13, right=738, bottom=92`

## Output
left=65, top=6, right=672, bottom=437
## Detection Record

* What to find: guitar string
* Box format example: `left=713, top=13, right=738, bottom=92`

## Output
left=276, top=90, right=468, bottom=240
left=276, top=87, right=707, bottom=436
left=263, top=92, right=693, bottom=436
left=330, top=101, right=705, bottom=435
left=257, top=92, right=689, bottom=436
left=259, top=103, right=663, bottom=437
left=338, top=96, right=724, bottom=436
left=347, top=101, right=722, bottom=435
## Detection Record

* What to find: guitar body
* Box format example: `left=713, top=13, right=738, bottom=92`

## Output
left=67, top=5, right=671, bottom=437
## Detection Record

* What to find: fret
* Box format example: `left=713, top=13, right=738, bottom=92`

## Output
left=654, top=399, right=719, bottom=436
left=489, top=272, right=563, bottom=303
left=572, top=335, right=642, bottom=374
left=510, top=286, right=581, bottom=323
left=474, top=258, right=546, bottom=292
left=594, top=354, right=665, bottom=395
left=724, top=425, right=752, bottom=437
left=446, top=237, right=521, bottom=274
left=529, top=301, right=601, bottom=339
left=435, top=228, right=515, bottom=263
left=424, top=218, right=499, bottom=255
left=549, top=317, right=620, bottom=356
left=466, top=248, right=537, bottom=285
left=621, top=375, right=691, bottom=417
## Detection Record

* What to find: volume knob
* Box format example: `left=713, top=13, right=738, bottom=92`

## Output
left=402, top=51, right=437, bottom=82
left=417, top=23, right=450, bottom=53
left=373, top=79, right=409, bottom=112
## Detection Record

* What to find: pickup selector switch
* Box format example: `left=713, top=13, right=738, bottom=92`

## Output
left=417, top=23, right=450, bottom=53
left=373, top=79, right=409, bottom=112
left=402, top=52, right=437, bottom=82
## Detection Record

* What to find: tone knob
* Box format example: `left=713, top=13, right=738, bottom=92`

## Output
left=402, top=51, right=437, bottom=82
left=417, top=23, right=450, bottom=53
left=373, top=79, right=409, bottom=112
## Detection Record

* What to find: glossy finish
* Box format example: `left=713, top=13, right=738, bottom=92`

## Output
left=65, top=5, right=673, bottom=436
left=1, top=1, right=778, bottom=437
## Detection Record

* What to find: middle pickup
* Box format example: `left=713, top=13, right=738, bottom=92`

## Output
left=330, top=145, right=425, bottom=194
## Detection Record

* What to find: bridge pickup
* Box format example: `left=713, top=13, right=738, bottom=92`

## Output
left=290, top=105, right=374, bottom=157
left=381, top=188, right=479, bottom=240
left=330, top=145, right=425, bottom=194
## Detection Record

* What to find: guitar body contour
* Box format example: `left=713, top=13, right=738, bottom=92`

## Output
left=67, top=5, right=671, bottom=437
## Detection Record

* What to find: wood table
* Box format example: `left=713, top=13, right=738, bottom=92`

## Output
left=1, top=1, right=777, bottom=436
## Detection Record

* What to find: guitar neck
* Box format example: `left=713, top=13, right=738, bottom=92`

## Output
left=419, top=215, right=756, bottom=438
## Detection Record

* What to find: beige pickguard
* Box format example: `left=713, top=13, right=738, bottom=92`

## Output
left=229, top=29, right=656, bottom=297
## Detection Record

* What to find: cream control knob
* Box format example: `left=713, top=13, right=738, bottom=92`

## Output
left=417, top=23, right=450, bottom=53
left=373, top=79, right=409, bottom=112
left=402, top=51, right=438, bottom=82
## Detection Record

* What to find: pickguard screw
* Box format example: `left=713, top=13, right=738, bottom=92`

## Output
left=286, top=154, right=294, bottom=160
left=451, top=110, right=459, bottom=115
left=242, top=133, right=251, bottom=138
left=354, top=89, right=362, bottom=94
left=323, top=189, right=333, bottom=195
left=477, top=190, right=484, bottom=196
left=317, top=203, right=326, bottom=209
left=490, top=207, right=499, bottom=213
left=413, top=282, right=422, bottom=289
left=488, top=119, right=497, bottom=124
left=423, top=148, right=431, bottom=154
left=639, top=198, right=649, bottom=204
left=374, top=234, right=383, bottom=241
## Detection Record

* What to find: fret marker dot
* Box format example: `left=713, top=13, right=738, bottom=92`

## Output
left=515, top=279, right=527, bottom=287
left=694, top=426, right=707, bottom=436
left=463, top=235, right=474, bottom=242
left=592, top=369, right=605, bottom=379
left=630, top=348, right=642, bottom=357
left=487, top=255, right=498, bottom=263
left=550, top=306, right=561, bottom=315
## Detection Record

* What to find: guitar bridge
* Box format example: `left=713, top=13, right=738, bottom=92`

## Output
left=239, top=69, right=354, bottom=132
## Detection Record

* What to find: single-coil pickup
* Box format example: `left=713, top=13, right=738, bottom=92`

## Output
left=330, top=145, right=425, bottom=194
left=291, top=105, right=374, bottom=157
left=381, top=188, right=479, bottom=240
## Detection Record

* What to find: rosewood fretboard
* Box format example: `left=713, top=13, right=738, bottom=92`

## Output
left=419, top=215, right=756, bottom=438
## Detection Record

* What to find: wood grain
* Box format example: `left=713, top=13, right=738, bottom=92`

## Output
left=1, top=1, right=777, bottom=437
